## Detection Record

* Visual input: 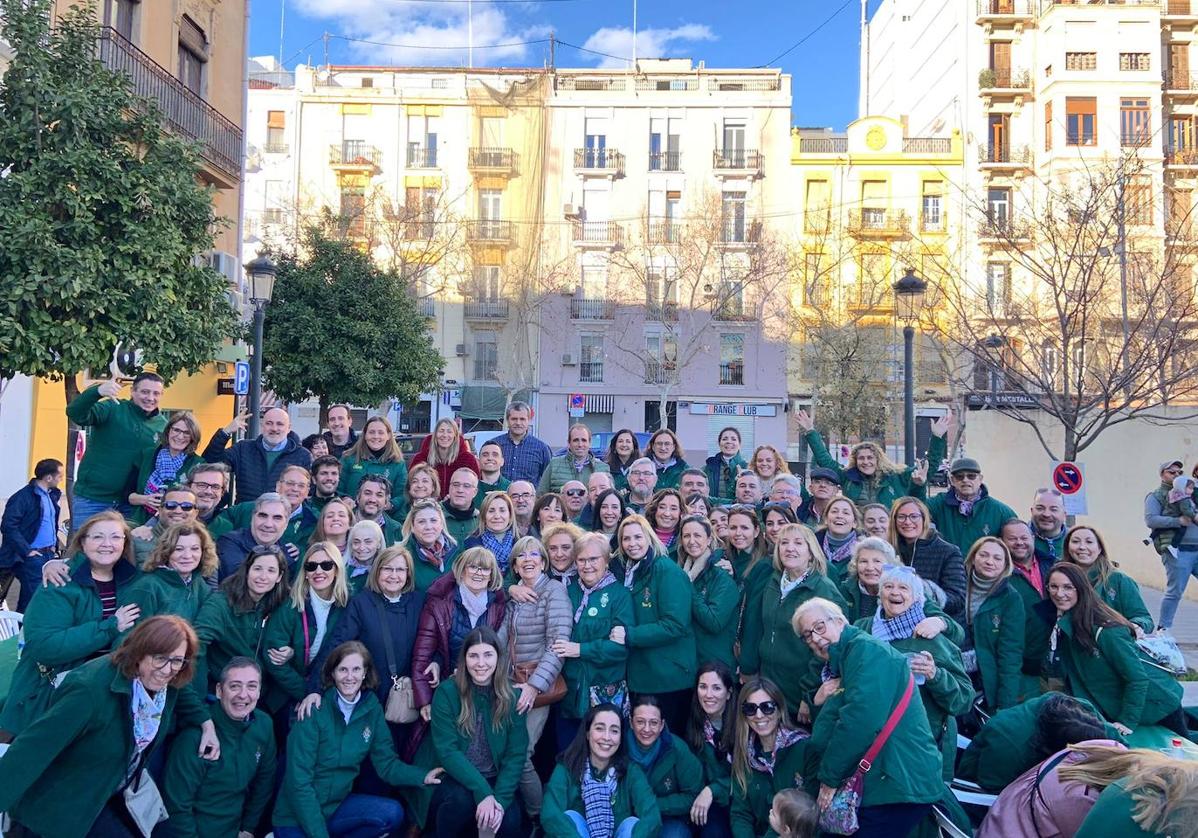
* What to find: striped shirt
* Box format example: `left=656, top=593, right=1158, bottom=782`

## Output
left=95, top=577, right=118, bottom=618
left=495, top=432, right=552, bottom=484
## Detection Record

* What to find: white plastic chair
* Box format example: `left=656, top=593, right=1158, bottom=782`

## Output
left=0, top=611, right=22, bottom=643
left=934, top=805, right=972, bottom=838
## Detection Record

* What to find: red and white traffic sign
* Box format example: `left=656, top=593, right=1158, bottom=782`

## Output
left=1051, top=461, right=1087, bottom=515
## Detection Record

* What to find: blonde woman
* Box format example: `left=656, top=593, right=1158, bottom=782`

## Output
left=1068, top=745, right=1198, bottom=837
left=729, top=677, right=810, bottom=838
left=411, top=418, right=480, bottom=499
left=405, top=462, right=442, bottom=509
left=463, top=491, right=519, bottom=574
left=963, top=537, right=1026, bottom=712
left=748, top=444, right=790, bottom=488
left=403, top=497, right=459, bottom=591
left=338, top=414, right=409, bottom=503
left=129, top=520, right=218, bottom=622
left=309, top=497, right=354, bottom=555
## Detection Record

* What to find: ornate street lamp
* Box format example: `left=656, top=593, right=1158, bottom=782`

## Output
left=893, top=268, right=928, bottom=466
left=245, top=255, right=277, bottom=438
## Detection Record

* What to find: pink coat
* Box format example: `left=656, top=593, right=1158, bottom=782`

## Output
left=977, top=739, right=1124, bottom=838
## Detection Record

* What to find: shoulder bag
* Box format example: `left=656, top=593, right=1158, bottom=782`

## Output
left=372, top=597, right=419, bottom=724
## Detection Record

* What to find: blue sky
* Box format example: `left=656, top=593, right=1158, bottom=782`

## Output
left=247, top=0, right=878, bottom=130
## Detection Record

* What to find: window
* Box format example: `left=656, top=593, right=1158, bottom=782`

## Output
left=1120, top=53, right=1150, bottom=72
left=265, top=111, right=286, bottom=152
left=263, top=180, right=286, bottom=223
left=1120, top=98, right=1151, bottom=147
left=1169, top=116, right=1196, bottom=162
left=1045, top=100, right=1052, bottom=151
left=471, top=265, right=501, bottom=300
left=861, top=180, right=887, bottom=227
left=580, top=334, right=605, bottom=383
left=1042, top=342, right=1059, bottom=386
left=1066, top=98, right=1097, bottom=146
left=986, top=263, right=1009, bottom=315
left=1169, top=44, right=1190, bottom=89
left=584, top=116, right=608, bottom=167
left=472, top=332, right=498, bottom=381
left=987, top=187, right=1011, bottom=228
left=856, top=252, right=889, bottom=305
left=804, top=252, right=825, bottom=307
left=721, top=118, right=746, bottom=163
left=177, top=15, right=207, bottom=96
left=1065, top=52, right=1097, bottom=71
left=645, top=332, right=678, bottom=384
left=805, top=179, right=831, bottom=232
left=407, top=115, right=439, bottom=167
left=404, top=186, right=438, bottom=239
left=1168, top=187, right=1193, bottom=237
left=721, top=191, right=747, bottom=242
left=478, top=189, right=503, bottom=237
left=719, top=334, right=745, bottom=385
left=646, top=266, right=678, bottom=318
left=649, top=117, right=681, bottom=171
left=114, top=0, right=139, bottom=41
left=1125, top=176, right=1153, bottom=226
left=340, top=183, right=366, bottom=237
left=580, top=262, right=608, bottom=299
left=921, top=181, right=943, bottom=231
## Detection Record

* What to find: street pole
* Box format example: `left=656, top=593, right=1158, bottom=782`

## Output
left=903, top=324, right=915, bottom=467
left=248, top=301, right=265, bottom=438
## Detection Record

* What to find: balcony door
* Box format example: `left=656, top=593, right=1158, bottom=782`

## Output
left=479, top=189, right=502, bottom=238
left=990, top=41, right=1011, bottom=81
left=722, top=119, right=746, bottom=166
left=585, top=116, right=608, bottom=168
left=988, top=114, right=1009, bottom=160
left=1171, top=44, right=1190, bottom=87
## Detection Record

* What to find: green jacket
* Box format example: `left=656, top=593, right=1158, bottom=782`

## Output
left=967, top=580, right=1026, bottom=711
left=628, top=729, right=704, bottom=817
left=1076, top=779, right=1169, bottom=838
left=730, top=740, right=812, bottom=838
left=338, top=453, right=409, bottom=503
left=1057, top=614, right=1182, bottom=729
left=927, top=488, right=1018, bottom=554
left=697, top=733, right=733, bottom=808
left=539, top=454, right=610, bottom=494
left=126, top=565, right=213, bottom=624
left=274, top=688, right=427, bottom=837
left=805, top=430, right=946, bottom=508
left=405, top=534, right=456, bottom=593
left=624, top=553, right=696, bottom=693
left=476, top=475, right=512, bottom=509
left=443, top=501, right=480, bottom=545
left=808, top=625, right=944, bottom=807
left=193, top=590, right=273, bottom=695
left=740, top=570, right=847, bottom=714
left=162, top=703, right=277, bottom=838
left=129, top=445, right=204, bottom=523
left=689, top=557, right=740, bottom=672
left=840, top=581, right=965, bottom=645
left=0, top=557, right=139, bottom=735
left=1091, top=569, right=1155, bottom=635
left=66, top=384, right=166, bottom=503
left=430, top=679, right=528, bottom=808
left=652, top=458, right=690, bottom=491
left=0, top=656, right=205, bottom=838
left=542, top=762, right=662, bottom=838
left=562, top=579, right=634, bottom=718
left=208, top=500, right=319, bottom=554
left=262, top=597, right=346, bottom=712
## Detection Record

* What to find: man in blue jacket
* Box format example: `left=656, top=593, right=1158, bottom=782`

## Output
left=0, top=459, right=64, bottom=610
left=203, top=407, right=312, bottom=505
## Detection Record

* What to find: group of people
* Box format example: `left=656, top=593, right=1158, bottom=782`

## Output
left=0, top=378, right=1195, bottom=838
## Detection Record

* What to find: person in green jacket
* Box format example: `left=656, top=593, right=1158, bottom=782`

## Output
left=65, top=374, right=167, bottom=529
left=273, top=640, right=443, bottom=838
left=724, top=505, right=774, bottom=625
left=814, top=497, right=861, bottom=587
left=851, top=565, right=975, bottom=782
left=162, top=656, right=277, bottom=838
left=540, top=423, right=612, bottom=494
left=796, top=409, right=949, bottom=509
left=552, top=533, right=635, bottom=747
left=345, top=519, right=385, bottom=594
left=337, top=415, right=409, bottom=502
left=477, top=439, right=513, bottom=502
left=1068, top=744, right=1198, bottom=838
left=1042, top=564, right=1186, bottom=737
left=128, top=520, right=217, bottom=623
left=740, top=523, right=847, bottom=724
left=678, top=515, right=739, bottom=672
left=425, top=626, right=528, bottom=836
left=0, top=510, right=143, bottom=736
left=543, top=702, right=663, bottom=838
left=614, top=514, right=696, bottom=732
left=705, top=426, right=750, bottom=500
left=962, top=536, right=1026, bottom=712
left=128, top=410, right=205, bottom=524
left=795, top=598, right=945, bottom=838
left=926, top=457, right=1018, bottom=555
left=405, top=497, right=460, bottom=592
left=352, top=474, right=405, bottom=544
left=684, top=661, right=739, bottom=837
left=839, top=536, right=889, bottom=622
left=207, top=465, right=320, bottom=554
left=625, top=693, right=704, bottom=838
left=729, top=677, right=813, bottom=838
left=444, top=468, right=483, bottom=545
left=0, top=615, right=218, bottom=838
left=130, top=484, right=202, bottom=566
left=1061, top=525, right=1156, bottom=635
left=646, top=428, right=690, bottom=490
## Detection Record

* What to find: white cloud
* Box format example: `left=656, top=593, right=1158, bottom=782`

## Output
left=580, top=24, right=716, bottom=69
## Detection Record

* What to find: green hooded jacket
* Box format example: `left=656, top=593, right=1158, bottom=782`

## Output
left=805, top=430, right=946, bottom=508
left=624, top=553, right=696, bottom=693
left=542, top=762, right=662, bottom=838
left=405, top=533, right=457, bottom=593
left=927, top=489, right=1018, bottom=555
left=430, top=679, right=528, bottom=808
left=1090, top=568, right=1155, bottom=635
left=689, top=557, right=740, bottom=672
left=338, top=453, right=409, bottom=503
left=730, top=740, right=813, bottom=838
left=66, top=384, right=166, bottom=503
left=126, top=565, right=213, bottom=624
left=1075, top=779, right=1170, bottom=838
left=192, top=590, right=274, bottom=695
left=626, top=728, right=704, bottom=817
left=443, top=501, right=480, bottom=545
left=967, top=580, right=1026, bottom=711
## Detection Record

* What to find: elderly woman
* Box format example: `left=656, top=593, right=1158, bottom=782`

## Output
left=531, top=493, right=567, bottom=539
left=130, top=410, right=204, bottom=522
left=542, top=521, right=583, bottom=585
left=679, top=515, right=739, bottom=672
left=816, top=497, right=861, bottom=586
left=404, top=497, right=460, bottom=592
left=346, top=519, right=384, bottom=595
left=739, top=523, right=847, bottom=724
left=338, top=415, right=410, bottom=504
left=500, top=535, right=572, bottom=820
left=411, top=418, right=481, bottom=498
left=463, top=491, right=519, bottom=575
left=1060, top=525, right=1155, bottom=636
left=850, top=565, right=975, bottom=781
left=406, top=463, right=442, bottom=509
left=729, top=677, right=811, bottom=838
left=839, top=537, right=963, bottom=641
left=795, top=598, right=945, bottom=838
left=888, top=496, right=967, bottom=620
left=963, top=536, right=1026, bottom=712
left=0, top=616, right=216, bottom=837
left=129, top=520, right=217, bottom=622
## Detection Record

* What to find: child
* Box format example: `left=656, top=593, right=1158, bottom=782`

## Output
left=1150, top=475, right=1196, bottom=558
left=768, top=788, right=819, bottom=838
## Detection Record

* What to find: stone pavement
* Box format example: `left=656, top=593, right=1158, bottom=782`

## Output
left=1138, top=586, right=1198, bottom=705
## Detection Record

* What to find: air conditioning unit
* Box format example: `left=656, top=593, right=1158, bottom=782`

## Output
left=206, top=251, right=241, bottom=286
left=561, top=353, right=576, bottom=366
left=563, top=203, right=581, bottom=218
left=455, top=343, right=468, bottom=356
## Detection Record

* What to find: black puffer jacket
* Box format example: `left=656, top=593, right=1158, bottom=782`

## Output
left=896, top=533, right=967, bottom=621
left=203, top=429, right=313, bottom=504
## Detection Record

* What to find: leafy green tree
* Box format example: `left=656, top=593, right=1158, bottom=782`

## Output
left=0, top=0, right=238, bottom=459
left=262, top=223, right=444, bottom=422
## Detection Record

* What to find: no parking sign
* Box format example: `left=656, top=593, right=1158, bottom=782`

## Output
left=1052, top=461, right=1087, bottom=515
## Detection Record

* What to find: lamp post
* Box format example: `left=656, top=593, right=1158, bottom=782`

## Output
left=244, top=255, right=277, bottom=439
left=893, top=268, right=927, bottom=467
left=982, top=334, right=1006, bottom=410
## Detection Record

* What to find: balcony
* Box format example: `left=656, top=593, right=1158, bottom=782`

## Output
left=468, top=147, right=518, bottom=176
left=644, top=360, right=676, bottom=385
left=719, top=220, right=762, bottom=247
left=649, top=151, right=682, bottom=172
left=1165, top=75, right=1198, bottom=97
left=979, top=68, right=1032, bottom=103
left=903, top=137, right=953, bottom=154
left=977, top=219, right=1032, bottom=244
left=95, top=27, right=243, bottom=184
left=570, top=298, right=616, bottom=319
left=262, top=142, right=290, bottom=155
left=401, top=220, right=438, bottom=241
left=798, top=136, right=848, bottom=154
left=975, top=0, right=1033, bottom=24
left=330, top=141, right=381, bottom=170
left=846, top=209, right=910, bottom=238
left=647, top=220, right=683, bottom=244
left=579, top=361, right=605, bottom=384
left=1165, top=0, right=1198, bottom=17
left=719, top=362, right=745, bottom=386
left=406, top=146, right=439, bottom=168
left=572, top=221, right=624, bottom=247
left=418, top=297, right=436, bottom=317
left=1165, top=147, right=1198, bottom=168
left=262, top=208, right=286, bottom=224
left=978, top=143, right=1033, bottom=172
left=574, top=148, right=625, bottom=177
left=645, top=301, right=679, bottom=322
left=713, top=302, right=753, bottom=321
left=713, top=148, right=763, bottom=178
left=464, top=299, right=510, bottom=320
left=466, top=220, right=513, bottom=245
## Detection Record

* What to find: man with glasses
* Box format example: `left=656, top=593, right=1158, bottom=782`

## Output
left=926, top=457, right=1017, bottom=555
left=624, top=457, right=658, bottom=514
left=207, top=465, right=318, bottom=554
left=186, top=463, right=231, bottom=524
left=216, top=493, right=295, bottom=582
left=508, top=481, right=536, bottom=534
left=131, top=485, right=201, bottom=565
left=494, top=400, right=552, bottom=484
left=539, top=423, right=610, bottom=494
left=561, top=480, right=589, bottom=520
left=1145, top=459, right=1198, bottom=632
left=768, top=474, right=803, bottom=516
left=442, top=467, right=480, bottom=544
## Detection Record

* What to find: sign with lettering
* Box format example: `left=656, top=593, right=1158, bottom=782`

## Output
left=688, top=403, right=778, bottom=417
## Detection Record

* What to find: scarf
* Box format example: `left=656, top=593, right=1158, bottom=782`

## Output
left=967, top=570, right=999, bottom=624
left=573, top=455, right=592, bottom=474
left=459, top=584, right=490, bottom=627
left=131, top=678, right=167, bottom=755
left=481, top=529, right=515, bottom=573
left=822, top=531, right=857, bottom=568
left=581, top=763, right=618, bottom=838
left=551, top=566, right=578, bottom=585
left=747, top=727, right=809, bottom=776
left=683, top=553, right=709, bottom=582
left=262, top=437, right=288, bottom=452
left=145, top=447, right=188, bottom=502
left=654, top=456, right=678, bottom=473
left=417, top=536, right=448, bottom=572
left=626, top=732, right=664, bottom=770
left=871, top=601, right=927, bottom=642
left=623, top=557, right=645, bottom=588
left=574, top=571, right=616, bottom=622
left=654, top=528, right=676, bottom=549
left=780, top=569, right=809, bottom=601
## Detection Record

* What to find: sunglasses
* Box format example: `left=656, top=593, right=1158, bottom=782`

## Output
left=564, top=489, right=586, bottom=497
left=162, top=501, right=196, bottom=511
left=304, top=560, right=336, bottom=572
left=741, top=700, right=778, bottom=717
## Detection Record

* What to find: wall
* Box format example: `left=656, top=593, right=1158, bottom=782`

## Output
left=964, top=408, right=1198, bottom=600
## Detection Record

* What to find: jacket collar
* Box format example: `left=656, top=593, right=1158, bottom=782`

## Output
left=72, top=554, right=138, bottom=588
left=944, top=485, right=991, bottom=509
left=443, top=500, right=478, bottom=521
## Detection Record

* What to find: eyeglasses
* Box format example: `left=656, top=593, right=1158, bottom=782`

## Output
left=510, top=492, right=534, bottom=500
left=564, top=489, right=586, bottom=497
left=280, top=480, right=309, bottom=490
left=798, top=620, right=829, bottom=642
left=953, top=472, right=981, bottom=480
left=189, top=480, right=223, bottom=492
left=162, top=501, right=196, bottom=511
left=379, top=566, right=406, bottom=576
left=466, top=564, right=490, bottom=574
left=168, top=426, right=192, bottom=436
left=741, top=700, right=778, bottom=717
left=449, top=481, right=476, bottom=490
left=151, top=655, right=190, bottom=671
left=305, top=560, right=336, bottom=572
left=576, top=555, right=603, bottom=566
left=85, top=532, right=126, bottom=543
left=894, top=513, right=923, bottom=523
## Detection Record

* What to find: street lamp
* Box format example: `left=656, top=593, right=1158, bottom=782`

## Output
left=982, top=334, right=1006, bottom=410
left=245, top=255, right=277, bottom=438
left=893, top=268, right=928, bottom=467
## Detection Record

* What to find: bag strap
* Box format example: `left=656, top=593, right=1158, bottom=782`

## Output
left=1028, top=750, right=1072, bottom=837
left=859, top=674, right=915, bottom=772
left=371, top=596, right=400, bottom=682
left=301, top=608, right=311, bottom=666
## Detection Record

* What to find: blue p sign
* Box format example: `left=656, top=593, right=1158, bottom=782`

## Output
left=234, top=361, right=251, bottom=395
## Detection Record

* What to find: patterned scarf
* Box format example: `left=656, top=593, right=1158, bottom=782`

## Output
left=574, top=571, right=617, bottom=622
left=822, top=531, right=857, bottom=569
left=145, top=447, right=188, bottom=508
left=871, top=601, right=927, bottom=642
left=704, top=718, right=732, bottom=764
left=780, top=569, right=810, bottom=601
left=481, top=529, right=515, bottom=573
left=581, top=763, right=618, bottom=838
left=958, top=499, right=975, bottom=517
left=417, top=537, right=448, bottom=572
left=573, top=455, right=593, bottom=474
left=131, top=678, right=167, bottom=755
left=747, top=727, right=809, bottom=776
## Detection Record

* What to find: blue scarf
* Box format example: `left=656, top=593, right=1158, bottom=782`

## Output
left=871, top=601, right=927, bottom=642
left=581, top=763, right=617, bottom=838
left=145, top=447, right=188, bottom=501
left=130, top=678, right=167, bottom=755
left=626, top=731, right=664, bottom=770
left=481, top=529, right=515, bottom=573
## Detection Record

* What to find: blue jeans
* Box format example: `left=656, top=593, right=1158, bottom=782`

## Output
left=16, top=547, right=57, bottom=612
left=1160, top=548, right=1198, bottom=629
left=854, top=802, right=931, bottom=838
left=69, top=494, right=131, bottom=536
left=660, top=816, right=694, bottom=838
left=565, top=811, right=640, bottom=838
left=697, top=802, right=733, bottom=838
left=273, top=793, right=404, bottom=838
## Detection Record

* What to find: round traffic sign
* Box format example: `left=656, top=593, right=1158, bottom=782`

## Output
left=1053, top=462, right=1083, bottom=494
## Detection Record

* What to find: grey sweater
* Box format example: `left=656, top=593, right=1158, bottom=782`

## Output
left=499, top=574, right=573, bottom=694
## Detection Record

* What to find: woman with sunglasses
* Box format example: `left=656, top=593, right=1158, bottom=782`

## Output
left=463, top=492, right=520, bottom=575
left=625, top=693, right=704, bottom=838
left=404, top=497, right=460, bottom=593
left=531, top=493, right=567, bottom=540
left=645, top=489, right=685, bottom=555
left=130, top=410, right=204, bottom=523
left=129, top=521, right=218, bottom=623
left=678, top=515, right=739, bottom=673
left=686, top=662, right=738, bottom=838
left=729, top=677, right=811, bottom=838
